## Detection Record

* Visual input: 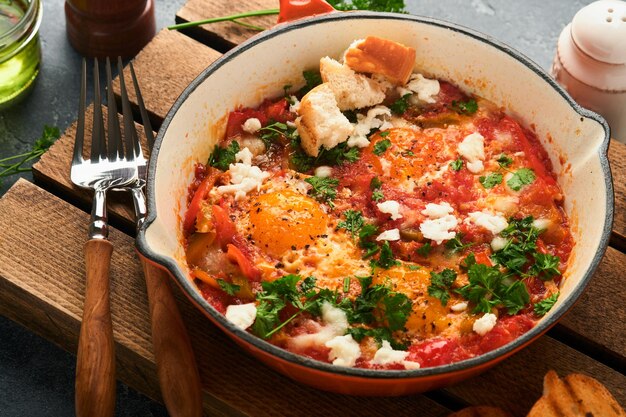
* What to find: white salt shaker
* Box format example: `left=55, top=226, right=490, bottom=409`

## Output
left=551, top=0, right=626, bottom=143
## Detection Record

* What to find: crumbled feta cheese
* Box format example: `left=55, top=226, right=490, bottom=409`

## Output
left=465, top=211, right=509, bottom=235
left=322, top=301, right=349, bottom=334
left=533, top=218, right=551, bottom=231
left=371, top=340, right=409, bottom=365
left=216, top=163, right=270, bottom=201
left=473, top=313, right=497, bottom=336
left=401, top=73, right=440, bottom=104
left=466, top=160, right=484, bottom=174
left=458, top=133, right=485, bottom=170
left=314, top=166, right=333, bottom=178
left=288, top=302, right=348, bottom=349
left=289, top=96, right=300, bottom=113
left=376, top=228, right=400, bottom=241
left=235, top=147, right=253, bottom=165
left=421, top=202, right=454, bottom=218
left=325, top=334, right=361, bottom=367
left=242, top=117, right=262, bottom=134
left=403, top=360, right=421, bottom=370
left=225, top=303, right=257, bottom=330
left=377, top=200, right=403, bottom=220
left=347, top=105, right=392, bottom=148
left=420, top=215, right=458, bottom=244
left=451, top=302, right=468, bottom=312
left=491, top=236, right=509, bottom=252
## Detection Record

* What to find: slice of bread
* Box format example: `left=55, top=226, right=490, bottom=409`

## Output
left=527, top=370, right=626, bottom=417
left=295, top=83, right=354, bottom=157
left=344, top=36, right=416, bottom=85
left=319, top=57, right=386, bottom=110
left=448, top=406, right=513, bottom=417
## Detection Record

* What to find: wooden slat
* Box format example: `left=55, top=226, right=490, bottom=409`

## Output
left=446, top=337, right=626, bottom=416
left=609, top=141, right=626, bottom=249
left=0, top=179, right=451, bottom=417
left=175, top=0, right=277, bottom=51
left=112, top=29, right=222, bottom=127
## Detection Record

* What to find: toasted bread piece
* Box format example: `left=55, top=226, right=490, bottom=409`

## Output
left=448, top=406, right=513, bottom=417
left=344, top=36, right=416, bottom=84
left=319, top=57, right=386, bottom=110
left=527, top=370, right=626, bottom=417
left=295, top=83, right=354, bottom=157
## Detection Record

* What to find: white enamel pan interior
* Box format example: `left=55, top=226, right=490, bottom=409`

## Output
left=137, top=12, right=613, bottom=379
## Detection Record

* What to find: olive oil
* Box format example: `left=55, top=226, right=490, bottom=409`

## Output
left=0, top=0, right=41, bottom=108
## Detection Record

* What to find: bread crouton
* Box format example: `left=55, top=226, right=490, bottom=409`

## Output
left=319, top=57, right=386, bottom=110
left=344, top=36, right=416, bottom=85
left=527, top=370, right=626, bottom=417
left=295, top=83, right=354, bottom=157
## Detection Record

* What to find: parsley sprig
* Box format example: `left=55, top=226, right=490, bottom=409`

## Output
left=290, top=138, right=360, bottom=173
left=305, top=176, right=339, bottom=207
left=507, top=168, right=536, bottom=191
left=390, top=93, right=411, bottom=115
left=0, top=125, right=60, bottom=186
left=428, top=269, right=457, bottom=306
left=534, top=292, right=559, bottom=316
left=450, top=98, right=478, bottom=115
left=370, top=176, right=384, bottom=201
left=373, top=138, right=392, bottom=156
left=209, top=141, right=240, bottom=171
left=337, top=210, right=364, bottom=239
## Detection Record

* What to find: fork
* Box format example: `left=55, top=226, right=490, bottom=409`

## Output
left=71, top=58, right=140, bottom=417
left=117, top=59, right=203, bottom=417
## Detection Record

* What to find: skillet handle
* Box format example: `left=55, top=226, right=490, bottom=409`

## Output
left=76, top=239, right=116, bottom=417
left=277, top=0, right=336, bottom=23
left=141, top=259, right=203, bottom=417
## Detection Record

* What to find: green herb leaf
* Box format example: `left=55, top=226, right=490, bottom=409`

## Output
left=479, top=172, right=503, bottom=189
left=372, top=190, right=385, bottom=202
left=450, top=158, right=463, bottom=171
left=338, top=210, right=364, bottom=238
left=370, top=176, right=382, bottom=190
left=298, top=70, right=322, bottom=95
left=507, top=168, right=536, bottom=191
left=373, top=138, right=392, bottom=156
left=217, top=279, right=241, bottom=296
left=0, top=125, right=60, bottom=184
left=343, top=277, right=351, bottom=293
left=382, top=292, right=412, bottom=331
left=209, top=141, right=240, bottom=171
left=534, top=292, right=559, bottom=316
left=428, top=269, right=457, bottom=306
left=305, top=176, right=339, bottom=207
left=417, top=242, right=432, bottom=257
left=445, top=234, right=474, bottom=254
left=497, top=154, right=513, bottom=168
left=528, top=252, right=561, bottom=280
left=379, top=131, right=390, bottom=137
left=371, top=241, right=400, bottom=269
left=327, top=0, right=407, bottom=13
left=450, top=98, right=478, bottom=115
left=259, top=121, right=297, bottom=146
left=390, top=93, right=411, bottom=115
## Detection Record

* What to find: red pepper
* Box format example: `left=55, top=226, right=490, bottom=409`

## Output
left=226, top=243, right=262, bottom=282
left=183, top=170, right=219, bottom=234
left=225, top=109, right=267, bottom=138
left=212, top=204, right=237, bottom=249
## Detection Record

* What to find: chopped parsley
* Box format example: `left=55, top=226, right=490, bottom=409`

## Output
left=455, top=254, right=530, bottom=315
left=428, top=269, right=457, bottom=306
left=370, top=176, right=384, bottom=201
left=507, top=168, right=536, bottom=191
left=373, top=138, right=392, bottom=156
left=497, top=154, right=513, bottom=168
left=379, top=131, right=390, bottom=137
left=450, top=158, right=464, bottom=171
left=390, top=93, right=412, bottom=115
left=298, top=70, right=322, bottom=95
left=343, top=277, right=351, bottom=293
left=337, top=210, right=365, bottom=238
left=359, top=224, right=380, bottom=258
left=370, top=241, right=400, bottom=269
left=304, top=176, right=339, bottom=207
left=327, top=0, right=407, bottom=13
left=208, top=141, right=240, bottom=171
left=259, top=122, right=297, bottom=146
left=450, top=98, right=478, bottom=115
left=528, top=252, right=561, bottom=280
left=417, top=242, right=432, bottom=257
left=534, top=292, right=559, bottom=317
left=217, top=279, right=240, bottom=296
left=445, top=234, right=474, bottom=254
left=479, top=172, right=503, bottom=189
left=290, top=139, right=361, bottom=173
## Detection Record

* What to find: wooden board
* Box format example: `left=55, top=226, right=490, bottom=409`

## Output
left=1, top=179, right=625, bottom=417
left=176, top=0, right=278, bottom=51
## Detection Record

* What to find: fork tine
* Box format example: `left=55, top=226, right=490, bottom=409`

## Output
left=117, top=57, right=139, bottom=162
left=105, top=57, right=123, bottom=161
left=91, top=59, right=106, bottom=162
left=129, top=61, right=154, bottom=150
left=72, top=58, right=87, bottom=164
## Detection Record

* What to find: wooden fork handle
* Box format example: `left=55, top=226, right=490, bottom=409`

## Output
left=142, top=259, right=202, bottom=417
left=76, top=239, right=116, bottom=417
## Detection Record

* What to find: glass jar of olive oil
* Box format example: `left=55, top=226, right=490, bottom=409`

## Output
left=0, top=0, right=41, bottom=109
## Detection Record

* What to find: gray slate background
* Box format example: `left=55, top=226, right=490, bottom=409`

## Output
left=0, top=0, right=593, bottom=415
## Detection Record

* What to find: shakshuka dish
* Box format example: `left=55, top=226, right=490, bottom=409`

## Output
left=183, top=37, right=573, bottom=370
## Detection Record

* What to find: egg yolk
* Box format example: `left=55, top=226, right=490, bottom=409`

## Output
left=249, top=189, right=329, bottom=258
